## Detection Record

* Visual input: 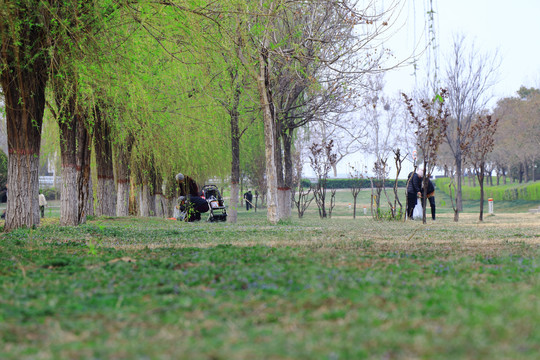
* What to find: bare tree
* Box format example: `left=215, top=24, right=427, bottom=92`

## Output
left=267, top=0, right=399, bottom=220
left=292, top=185, right=314, bottom=219
left=461, top=115, right=499, bottom=221
left=348, top=164, right=365, bottom=219
left=391, top=149, right=406, bottom=218
left=444, top=35, right=500, bottom=211
left=309, top=140, right=337, bottom=219
left=403, top=89, right=449, bottom=223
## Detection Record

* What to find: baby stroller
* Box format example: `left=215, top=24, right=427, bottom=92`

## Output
left=201, top=185, right=227, bottom=222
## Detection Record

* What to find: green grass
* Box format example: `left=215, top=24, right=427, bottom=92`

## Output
left=435, top=178, right=540, bottom=202
left=1, top=209, right=540, bottom=359
left=295, top=187, right=540, bottom=217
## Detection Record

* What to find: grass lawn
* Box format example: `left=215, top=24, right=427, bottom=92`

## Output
left=1, top=194, right=539, bottom=359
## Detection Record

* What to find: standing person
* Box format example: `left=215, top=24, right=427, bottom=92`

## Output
left=247, top=191, right=253, bottom=210
left=175, top=173, right=209, bottom=221
left=243, top=191, right=250, bottom=211
left=244, top=190, right=253, bottom=211
left=406, top=168, right=423, bottom=219
left=39, top=192, right=47, bottom=218
left=423, top=177, right=436, bottom=221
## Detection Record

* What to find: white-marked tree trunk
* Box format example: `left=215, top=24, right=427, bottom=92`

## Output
left=114, top=138, right=132, bottom=217
left=95, top=108, right=116, bottom=216
left=229, top=182, right=239, bottom=223
left=6, top=154, right=41, bottom=229
left=258, top=49, right=279, bottom=223
left=139, top=185, right=151, bottom=217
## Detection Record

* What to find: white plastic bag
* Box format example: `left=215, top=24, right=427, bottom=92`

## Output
left=412, top=199, right=423, bottom=220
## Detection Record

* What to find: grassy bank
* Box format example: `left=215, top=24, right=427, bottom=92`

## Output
left=435, top=178, right=540, bottom=202
left=1, top=210, right=539, bottom=359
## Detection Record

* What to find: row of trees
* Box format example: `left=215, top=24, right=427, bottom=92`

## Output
left=3, top=1, right=535, bottom=230
left=1, top=0, right=410, bottom=230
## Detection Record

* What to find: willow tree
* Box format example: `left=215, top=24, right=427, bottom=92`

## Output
left=47, top=0, right=111, bottom=226
left=1, top=0, right=103, bottom=228
left=460, top=115, right=498, bottom=221
left=0, top=1, right=53, bottom=230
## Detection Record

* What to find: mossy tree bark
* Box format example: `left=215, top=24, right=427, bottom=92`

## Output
left=114, top=136, right=133, bottom=217
left=94, top=106, right=116, bottom=216
left=0, top=0, right=50, bottom=231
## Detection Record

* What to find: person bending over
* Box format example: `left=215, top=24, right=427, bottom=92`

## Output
left=423, top=178, right=436, bottom=221
left=175, top=173, right=209, bottom=221
left=406, top=168, right=423, bottom=219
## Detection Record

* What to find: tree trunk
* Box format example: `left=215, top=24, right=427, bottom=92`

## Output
left=58, top=95, right=81, bottom=226
left=86, top=171, right=95, bottom=217
left=478, top=168, right=485, bottom=222
left=230, top=183, right=239, bottom=222
left=278, top=130, right=293, bottom=219
left=275, top=135, right=288, bottom=220
left=455, top=155, right=463, bottom=211
left=353, top=194, right=357, bottom=219
left=60, top=166, right=78, bottom=226
left=114, top=138, right=133, bottom=216
left=258, top=49, right=279, bottom=223
left=154, top=175, right=164, bottom=217
left=148, top=168, right=157, bottom=217
left=117, top=180, right=130, bottom=217
left=96, top=177, right=115, bottom=216
left=228, top=85, right=241, bottom=223
left=6, top=155, right=41, bottom=229
left=164, top=175, right=176, bottom=218
left=77, top=120, right=92, bottom=224
left=94, top=108, right=116, bottom=216
left=155, top=194, right=165, bottom=217
left=1, top=3, right=49, bottom=231
left=139, top=184, right=152, bottom=217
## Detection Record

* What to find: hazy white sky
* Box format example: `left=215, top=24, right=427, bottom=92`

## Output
left=386, top=0, right=540, bottom=99
left=318, top=0, right=540, bottom=178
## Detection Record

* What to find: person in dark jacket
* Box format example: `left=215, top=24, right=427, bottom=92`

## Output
left=406, top=168, right=423, bottom=219
left=423, top=178, right=436, bottom=220
left=176, top=173, right=209, bottom=221
left=244, top=190, right=253, bottom=211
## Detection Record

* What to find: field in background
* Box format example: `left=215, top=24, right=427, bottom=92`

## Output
left=1, top=206, right=539, bottom=359
left=2, top=185, right=537, bottom=222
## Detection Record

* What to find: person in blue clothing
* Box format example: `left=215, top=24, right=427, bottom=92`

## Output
left=406, top=168, right=423, bottom=219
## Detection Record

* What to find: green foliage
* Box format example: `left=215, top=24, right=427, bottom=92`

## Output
left=376, top=207, right=404, bottom=221
left=436, top=177, right=540, bottom=201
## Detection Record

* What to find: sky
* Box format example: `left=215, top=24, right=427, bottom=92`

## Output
left=307, top=0, right=540, bottom=179
left=385, top=0, right=540, bottom=99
